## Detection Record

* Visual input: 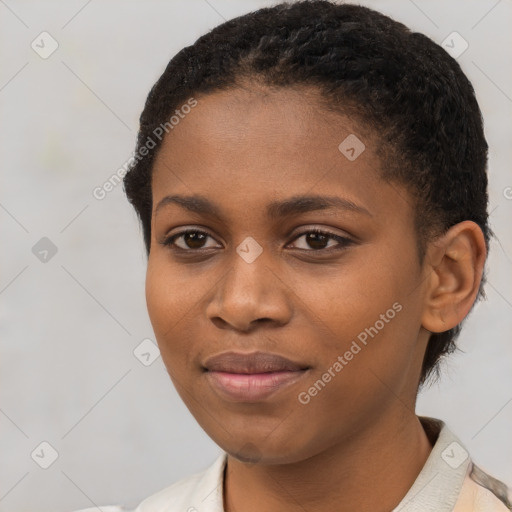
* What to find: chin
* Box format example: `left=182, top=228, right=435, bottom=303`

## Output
left=218, top=431, right=321, bottom=466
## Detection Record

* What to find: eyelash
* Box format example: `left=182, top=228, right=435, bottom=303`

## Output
left=160, top=227, right=354, bottom=254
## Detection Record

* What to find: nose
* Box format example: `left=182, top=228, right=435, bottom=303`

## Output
left=206, top=250, right=293, bottom=332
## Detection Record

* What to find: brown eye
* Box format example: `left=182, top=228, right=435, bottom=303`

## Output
left=289, top=229, right=353, bottom=252
left=162, top=229, right=219, bottom=251
left=160, top=227, right=353, bottom=255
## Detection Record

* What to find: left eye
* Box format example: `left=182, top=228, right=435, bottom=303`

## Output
left=161, top=228, right=353, bottom=252
left=289, top=229, right=353, bottom=251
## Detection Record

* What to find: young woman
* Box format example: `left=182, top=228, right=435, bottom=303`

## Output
left=74, top=1, right=511, bottom=510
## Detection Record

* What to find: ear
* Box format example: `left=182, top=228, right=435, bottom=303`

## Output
left=421, top=221, right=487, bottom=333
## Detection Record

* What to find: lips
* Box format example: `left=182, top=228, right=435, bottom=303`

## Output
left=202, top=351, right=308, bottom=374
left=202, top=351, right=310, bottom=402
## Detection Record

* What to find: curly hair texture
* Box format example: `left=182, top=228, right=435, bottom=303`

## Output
left=123, top=0, right=491, bottom=388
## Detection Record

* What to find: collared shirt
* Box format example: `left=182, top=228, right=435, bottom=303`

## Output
left=73, top=417, right=512, bottom=512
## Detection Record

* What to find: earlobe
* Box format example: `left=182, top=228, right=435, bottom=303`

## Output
left=421, top=221, right=487, bottom=334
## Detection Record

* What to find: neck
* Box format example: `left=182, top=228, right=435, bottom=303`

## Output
left=223, top=412, right=434, bottom=512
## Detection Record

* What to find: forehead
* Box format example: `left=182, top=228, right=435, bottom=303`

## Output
left=150, top=86, right=409, bottom=223
left=157, top=85, right=372, bottom=157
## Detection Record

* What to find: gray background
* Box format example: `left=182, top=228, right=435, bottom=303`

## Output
left=1, top=1, right=511, bottom=511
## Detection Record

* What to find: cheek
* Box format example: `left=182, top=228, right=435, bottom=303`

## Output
left=145, top=253, right=206, bottom=329
left=145, top=260, right=172, bottom=336
left=296, top=248, right=412, bottom=343
left=145, top=258, right=198, bottom=369
left=298, top=241, right=424, bottom=383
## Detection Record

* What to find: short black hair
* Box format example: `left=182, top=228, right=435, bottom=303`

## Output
left=123, top=0, right=491, bottom=389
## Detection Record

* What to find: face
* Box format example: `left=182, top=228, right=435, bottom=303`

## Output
left=146, top=85, right=432, bottom=464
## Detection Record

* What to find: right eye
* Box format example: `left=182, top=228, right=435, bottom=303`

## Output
left=161, top=228, right=221, bottom=252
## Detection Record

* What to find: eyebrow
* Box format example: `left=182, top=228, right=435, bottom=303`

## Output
left=154, top=193, right=372, bottom=220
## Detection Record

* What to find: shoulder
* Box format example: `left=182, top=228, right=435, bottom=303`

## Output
left=400, top=416, right=511, bottom=512
left=134, top=452, right=227, bottom=512
left=454, top=462, right=512, bottom=512
left=70, top=453, right=227, bottom=512
left=72, top=508, right=132, bottom=512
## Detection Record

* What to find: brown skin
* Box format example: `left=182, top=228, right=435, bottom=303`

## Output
left=145, top=85, right=486, bottom=512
